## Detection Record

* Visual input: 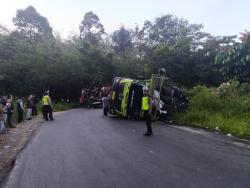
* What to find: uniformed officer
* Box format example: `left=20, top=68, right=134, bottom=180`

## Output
left=42, top=91, right=54, bottom=121
left=142, top=87, right=153, bottom=136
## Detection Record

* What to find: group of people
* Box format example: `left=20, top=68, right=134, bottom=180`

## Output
left=0, top=94, right=39, bottom=133
left=16, top=95, right=38, bottom=123
left=0, top=91, right=54, bottom=133
left=0, top=95, right=15, bottom=132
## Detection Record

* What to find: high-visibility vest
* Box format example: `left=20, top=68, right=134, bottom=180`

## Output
left=142, top=96, right=150, bottom=110
left=112, top=92, right=115, bottom=100
left=42, top=95, right=49, bottom=105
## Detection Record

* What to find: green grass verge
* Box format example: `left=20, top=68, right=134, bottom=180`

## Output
left=172, top=85, right=250, bottom=139
left=52, top=102, right=79, bottom=112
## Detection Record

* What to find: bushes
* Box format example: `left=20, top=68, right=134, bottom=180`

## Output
left=53, top=102, right=79, bottom=112
left=173, top=82, right=250, bottom=139
left=190, top=86, right=222, bottom=111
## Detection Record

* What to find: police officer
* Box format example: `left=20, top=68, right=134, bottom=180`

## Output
left=42, top=91, right=54, bottom=121
left=142, top=87, right=153, bottom=136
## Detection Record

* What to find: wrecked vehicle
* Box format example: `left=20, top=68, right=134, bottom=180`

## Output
left=110, top=71, right=188, bottom=119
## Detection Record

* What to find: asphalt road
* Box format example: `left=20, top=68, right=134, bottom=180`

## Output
left=2, top=109, right=250, bottom=188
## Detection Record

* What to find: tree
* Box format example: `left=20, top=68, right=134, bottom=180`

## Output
left=0, top=28, right=16, bottom=64
left=131, top=25, right=149, bottom=60
left=149, top=44, right=196, bottom=85
left=79, top=11, right=105, bottom=44
left=0, top=24, right=9, bottom=35
left=0, top=8, right=238, bottom=99
left=216, top=39, right=250, bottom=83
left=191, top=35, right=236, bottom=85
left=239, top=30, right=250, bottom=43
left=12, top=6, right=52, bottom=39
left=142, top=15, right=206, bottom=50
left=112, top=26, right=132, bottom=56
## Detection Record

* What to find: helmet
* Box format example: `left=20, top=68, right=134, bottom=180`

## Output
left=142, top=86, right=149, bottom=91
left=158, top=68, right=166, bottom=75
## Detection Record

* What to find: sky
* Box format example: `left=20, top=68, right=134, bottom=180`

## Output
left=0, top=0, right=250, bottom=38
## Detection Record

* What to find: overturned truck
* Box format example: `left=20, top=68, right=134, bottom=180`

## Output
left=110, top=73, right=188, bottom=119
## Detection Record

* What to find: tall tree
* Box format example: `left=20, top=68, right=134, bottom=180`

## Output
left=132, top=25, right=147, bottom=60
left=79, top=11, right=105, bottom=44
left=112, top=26, right=132, bottom=56
left=12, top=6, right=52, bottom=39
left=143, top=15, right=206, bottom=49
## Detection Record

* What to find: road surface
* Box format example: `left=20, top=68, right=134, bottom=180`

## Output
left=2, top=109, right=250, bottom=188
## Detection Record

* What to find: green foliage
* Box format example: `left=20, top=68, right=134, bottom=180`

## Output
left=12, top=6, right=52, bottom=38
left=0, top=5, right=238, bottom=101
left=79, top=11, right=105, bottom=45
left=0, top=31, right=116, bottom=99
left=149, top=41, right=223, bottom=86
left=112, top=26, right=132, bottom=55
left=216, top=42, right=250, bottom=83
left=173, top=85, right=250, bottom=139
left=142, top=15, right=205, bottom=46
left=217, top=80, right=239, bottom=98
left=190, top=86, right=222, bottom=111
left=2, top=5, right=250, bottom=138
left=53, top=102, right=79, bottom=112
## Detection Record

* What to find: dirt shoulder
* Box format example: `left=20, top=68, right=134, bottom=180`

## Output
left=0, top=116, right=44, bottom=183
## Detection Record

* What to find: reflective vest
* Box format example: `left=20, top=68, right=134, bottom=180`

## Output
left=112, top=92, right=115, bottom=100
left=142, top=96, right=150, bottom=110
left=42, top=95, right=49, bottom=105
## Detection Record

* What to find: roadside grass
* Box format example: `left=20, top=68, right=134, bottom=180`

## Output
left=52, top=102, right=79, bottom=112
left=172, top=85, right=250, bottom=139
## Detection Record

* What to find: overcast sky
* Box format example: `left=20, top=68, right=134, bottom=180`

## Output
left=0, top=0, right=250, bottom=38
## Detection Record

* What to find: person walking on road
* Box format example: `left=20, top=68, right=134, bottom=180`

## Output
left=42, top=91, right=54, bottom=121
left=142, top=87, right=153, bottom=136
left=17, top=97, right=25, bottom=123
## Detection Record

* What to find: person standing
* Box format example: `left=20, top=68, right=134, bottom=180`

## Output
left=6, top=96, right=15, bottom=128
left=17, top=97, right=25, bottom=123
left=26, top=95, right=33, bottom=120
left=32, top=95, right=38, bottom=116
left=0, top=101, right=5, bottom=132
left=42, top=91, right=54, bottom=121
left=142, top=87, right=153, bottom=136
left=102, top=94, right=110, bottom=116
left=1, top=96, right=7, bottom=124
left=152, top=86, right=161, bottom=117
